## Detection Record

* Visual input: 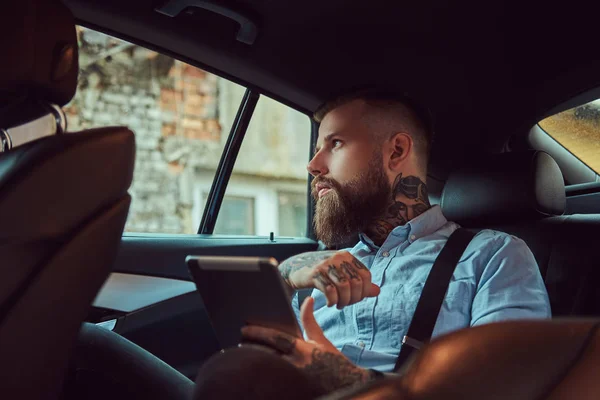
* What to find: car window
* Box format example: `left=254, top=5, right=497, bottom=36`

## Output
left=65, top=26, right=310, bottom=236
left=538, top=99, right=600, bottom=174
left=213, top=91, right=311, bottom=237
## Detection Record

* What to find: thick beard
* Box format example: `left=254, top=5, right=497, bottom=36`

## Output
left=313, top=154, right=390, bottom=248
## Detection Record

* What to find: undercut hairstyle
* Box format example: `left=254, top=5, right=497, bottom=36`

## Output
left=314, top=89, right=434, bottom=172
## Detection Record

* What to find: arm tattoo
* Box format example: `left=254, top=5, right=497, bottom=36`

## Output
left=279, top=251, right=337, bottom=283
left=340, top=261, right=359, bottom=280
left=302, top=348, right=371, bottom=392
left=327, top=264, right=347, bottom=282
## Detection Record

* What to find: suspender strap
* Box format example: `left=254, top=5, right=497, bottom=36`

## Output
left=394, top=228, right=476, bottom=371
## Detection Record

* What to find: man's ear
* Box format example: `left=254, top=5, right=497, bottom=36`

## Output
left=388, top=132, right=412, bottom=172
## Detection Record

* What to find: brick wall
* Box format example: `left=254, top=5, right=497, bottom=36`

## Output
left=65, top=27, right=310, bottom=235
left=65, top=36, right=223, bottom=233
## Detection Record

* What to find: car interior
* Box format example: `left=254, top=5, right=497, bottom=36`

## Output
left=2, top=0, right=600, bottom=398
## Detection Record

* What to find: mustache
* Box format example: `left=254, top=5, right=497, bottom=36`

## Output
left=311, top=177, right=342, bottom=199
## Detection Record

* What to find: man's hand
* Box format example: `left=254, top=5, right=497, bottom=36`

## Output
left=241, top=297, right=375, bottom=392
left=279, top=251, right=380, bottom=309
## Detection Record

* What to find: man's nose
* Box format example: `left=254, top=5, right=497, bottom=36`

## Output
left=306, top=153, right=328, bottom=177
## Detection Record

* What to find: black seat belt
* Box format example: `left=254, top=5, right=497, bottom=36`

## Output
left=394, top=228, right=475, bottom=371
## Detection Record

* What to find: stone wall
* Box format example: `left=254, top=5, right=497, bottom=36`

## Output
left=65, top=27, right=310, bottom=235
left=65, top=27, right=224, bottom=233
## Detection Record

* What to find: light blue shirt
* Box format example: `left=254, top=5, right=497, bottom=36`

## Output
left=293, top=205, right=551, bottom=372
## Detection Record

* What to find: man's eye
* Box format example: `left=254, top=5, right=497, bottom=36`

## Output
left=332, top=139, right=342, bottom=148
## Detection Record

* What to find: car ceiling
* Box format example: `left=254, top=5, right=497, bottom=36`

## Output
left=64, top=0, right=600, bottom=180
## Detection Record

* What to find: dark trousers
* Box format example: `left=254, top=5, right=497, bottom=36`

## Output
left=194, top=347, right=329, bottom=400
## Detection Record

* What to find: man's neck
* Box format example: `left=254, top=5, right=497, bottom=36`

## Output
left=364, top=174, right=431, bottom=247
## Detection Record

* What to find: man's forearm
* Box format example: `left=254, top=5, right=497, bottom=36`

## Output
left=279, top=251, right=337, bottom=283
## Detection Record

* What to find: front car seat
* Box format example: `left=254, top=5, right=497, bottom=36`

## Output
left=322, top=319, right=600, bottom=400
left=0, top=0, right=135, bottom=398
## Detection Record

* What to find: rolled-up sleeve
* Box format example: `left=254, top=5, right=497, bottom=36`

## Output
left=471, top=235, right=551, bottom=326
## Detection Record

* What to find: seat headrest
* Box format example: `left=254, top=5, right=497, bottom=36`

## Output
left=441, top=151, right=565, bottom=226
left=0, top=0, right=78, bottom=129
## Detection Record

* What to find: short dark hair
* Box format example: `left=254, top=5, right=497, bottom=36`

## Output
left=314, top=89, right=434, bottom=170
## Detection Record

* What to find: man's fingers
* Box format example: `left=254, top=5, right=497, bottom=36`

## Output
left=366, top=283, right=381, bottom=297
left=326, top=264, right=351, bottom=309
left=312, top=270, right=338, bottom=307
left=300, top=297, right=327, bottom=343
left=241, top=326, right=298, bottom=355
left=312, top=254, right=379, bottom=308
left=236, top=343, right=279, bottom=356
left=340, top=260, right=364, bottom=305
left=347, top=258, right=372, bottom=299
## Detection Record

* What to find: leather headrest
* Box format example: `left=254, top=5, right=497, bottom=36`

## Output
left=0, top=0, right=78, bottom=129
left=441, top=151, right=565, bottom=226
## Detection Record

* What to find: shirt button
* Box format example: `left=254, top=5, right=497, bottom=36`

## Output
left=410, top=235, right=416, bottom=241
left=357, top=341, right=365, bottom=348
left=382, top=251, right=390, bottom=257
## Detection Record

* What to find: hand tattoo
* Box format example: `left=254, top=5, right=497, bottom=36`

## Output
left=351, top=258, right=368, bottom=271
left=313, top=271, right=334, bottom=288
left=327, top=264, right=347, bottom=282
left=340, top=261, right=359, bottom=280
left=301, top=348, right=371, bottom=392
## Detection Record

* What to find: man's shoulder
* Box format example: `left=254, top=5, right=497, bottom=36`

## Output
left=462, top=228, right=535, bottom=270
left=470, top=228, right=528, bottom=250
left=437, top=223, right=525, bottom=250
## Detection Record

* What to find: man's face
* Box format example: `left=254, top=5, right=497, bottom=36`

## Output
left=308, top=101, right=391, bottom=247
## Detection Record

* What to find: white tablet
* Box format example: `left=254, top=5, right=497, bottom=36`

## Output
left=186, top=255, right=301, bottom=350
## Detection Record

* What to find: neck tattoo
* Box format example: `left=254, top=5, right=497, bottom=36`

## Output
left=366, top=174, right=431, bottom=246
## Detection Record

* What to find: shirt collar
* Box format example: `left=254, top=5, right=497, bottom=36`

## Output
left=358, top=205, right=447, bottom=251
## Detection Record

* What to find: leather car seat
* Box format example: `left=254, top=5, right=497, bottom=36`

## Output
left=0, top=0, right=135, bottom=398
left=322, top=319, right=600, bottom=400
left=440, top=151, right=600, bottom=317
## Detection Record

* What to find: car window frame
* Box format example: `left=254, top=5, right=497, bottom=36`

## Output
left=74, top=22, right=316, bottom=239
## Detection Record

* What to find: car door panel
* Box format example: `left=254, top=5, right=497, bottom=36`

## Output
left=566, top=183, right=600, bottom=214
left=113, top=235, right=318, bottom=279
left=89, top=235, right=318, bottom=378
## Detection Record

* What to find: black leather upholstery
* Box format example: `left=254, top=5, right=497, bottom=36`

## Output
left=0, top=0, right=78, bottom=128
left=485, top=215, right=600, bottom=317
left=0, top=128, right=135, bottom=310
left=441, top=151, right=565, bottom=226
left=0, top=0, right=136, bottom=398
left=441, top=151, right=599, bottom=317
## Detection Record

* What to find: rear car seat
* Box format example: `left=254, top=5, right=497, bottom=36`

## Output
left=440, top=150, right=600, bottom=317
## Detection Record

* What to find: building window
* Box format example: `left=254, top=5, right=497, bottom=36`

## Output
left=214, top=196, right=255, bottom=235
left=213, top=94, right=311, bottom=236
left=278, top=192, right=307, bottom=237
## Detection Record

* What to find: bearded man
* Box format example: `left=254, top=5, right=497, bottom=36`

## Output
left=195, top=90, right=551, bottom=399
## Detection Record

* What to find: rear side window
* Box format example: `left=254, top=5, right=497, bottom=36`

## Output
left=65, top=26, right=311, bottom=236
left=538, top=100, right=600, bottom=173
left=213, top=94, right=310, bottom=237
